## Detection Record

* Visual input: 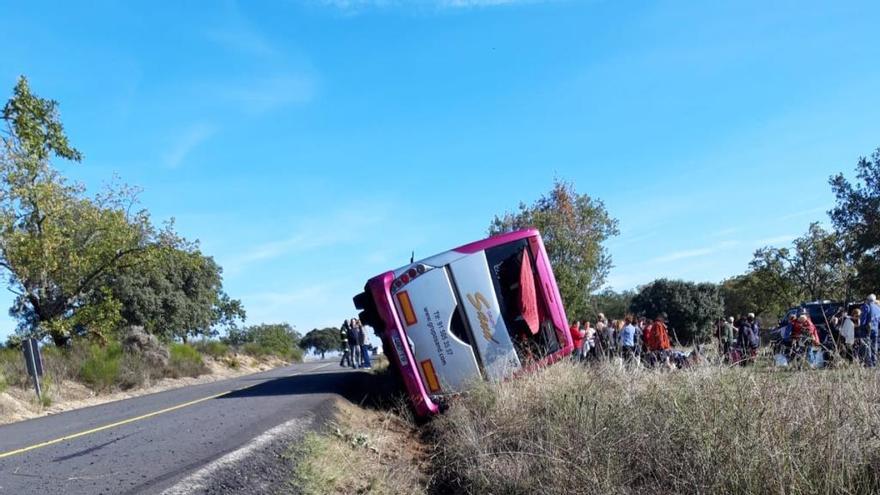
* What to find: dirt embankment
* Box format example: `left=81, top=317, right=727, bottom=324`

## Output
left=285, top=361, right=429, bottom=495
left=0, top=354, right=287, bottom=426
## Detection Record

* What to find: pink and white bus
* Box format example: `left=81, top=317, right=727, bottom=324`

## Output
left=353, top=229, right=573, bottom=417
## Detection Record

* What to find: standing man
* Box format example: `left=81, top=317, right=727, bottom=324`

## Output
left=861, top=294, right=880, bottom=367
left=839, top=308, right=860, bottom=362
left=746, top=313, right=761, bottom=359
left=346, top=319, right=361, bottom=369
left=339, top=322, right=352, bottom=368
left=720, top=316, right=736, bottom=362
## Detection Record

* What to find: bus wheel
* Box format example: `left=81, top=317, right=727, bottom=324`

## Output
left=353, top=291, right=371, bottom=310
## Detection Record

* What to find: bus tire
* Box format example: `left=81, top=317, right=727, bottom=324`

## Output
left=353, top=291, right=370, bottom=310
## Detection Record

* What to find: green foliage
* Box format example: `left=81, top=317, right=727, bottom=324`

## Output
left=0, top=76, right=174, bottom=346
left=0, top=77, right=244, bottom=347
left=226, top=323, right=301, bottom=360
left=721, top=271, right=793, bottom=321
left=740, top=223, right=851, bottom=316
left=630, top=279, right=723, bottom=344
left=585, top=288, right=635, bottom=321
left=192, top=340, right=229, bottom=359
left=78, top=343, right=123, bottom=391
left=108, top=246, right=245, bottom=343
left=0, top=370, right=7, bottom=393
left=299, top=328, right=341, bottom=359
left=829, top=147, right=880, bottom=295
left=489, top=179, right=619, bottom=319
left=167, top=343, right=205, bottom=378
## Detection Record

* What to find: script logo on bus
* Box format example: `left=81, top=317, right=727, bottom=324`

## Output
left=466, top=292, right=500, bottom=345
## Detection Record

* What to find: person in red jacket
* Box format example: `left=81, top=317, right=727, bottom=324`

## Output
left=792, top=313, right=821, bottom=346
left=644, top=314, right=672, bottom=368
left=570, top=321, right=585, bottom=360
left=645, top=314, right=672, bottom=352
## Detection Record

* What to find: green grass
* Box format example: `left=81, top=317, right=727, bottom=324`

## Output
left=78, top=343, right=123, bottom=392
left=288, top=433, right=343, bottom=495
left=192, top=340, right=229, bottom=359
left=429, top=361, right=880, bottom=495
left=167, top=343, right=206, bottom=378
left=240, top=341, right=303, bottom=362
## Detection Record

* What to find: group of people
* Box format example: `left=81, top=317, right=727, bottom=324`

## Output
left=712, top=293, right=880, bottom=367
left=339, top=318, right=372, bottom=369
left=565, top=293, right=880, bottom=370
left=775, top=293, right=880, bottom=367
left=716, top=313, right=762, bottom=364
left=569, top=313, right=690, bottom=368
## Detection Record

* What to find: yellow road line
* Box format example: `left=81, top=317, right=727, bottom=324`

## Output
left=0, top=362, right=336, bottom=460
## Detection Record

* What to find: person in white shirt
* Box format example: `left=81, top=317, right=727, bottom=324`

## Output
left=839, top=308, right=861, bottom=362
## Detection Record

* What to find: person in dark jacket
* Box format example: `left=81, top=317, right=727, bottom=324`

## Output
left=746, top=313, right=761, bottom=352
left=346, top=319, right=360, bottom=368
left=861, top=294, right=880, bottom=367
left=339, top=323, right=352, bottom=367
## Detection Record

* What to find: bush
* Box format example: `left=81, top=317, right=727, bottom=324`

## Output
left=167, top=343, right=206, bottom=378
left=430, top=362, right=880, bottom=495
left=0, top=372, right=6, bottom=393
left=78, top=343, right=123, bottom=392
left=225, top=323, right=302, bottom=360
left=192, top=340, right=229, bottom=359
left=241, top=342, right=268, bottom=358
left=631, top=279, right=724, bottom=344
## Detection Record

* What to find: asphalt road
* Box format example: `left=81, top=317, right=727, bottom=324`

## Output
left=0, top=360, right=365, bottom=494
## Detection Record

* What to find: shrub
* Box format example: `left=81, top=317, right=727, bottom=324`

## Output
left=78, top=343, right=123, bottom=392
left=241, top=342, right=268, bottom=358
left=225, top=323, right=301, bottom=360
left=193, top=340, right=229, bottom=359
left=167, top=343, right=206, bottom=378
left=0, top=372, right=6, bottom=393
left=430, top=362, right=880, bottom=495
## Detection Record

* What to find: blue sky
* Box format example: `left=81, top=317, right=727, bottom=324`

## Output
left=1, top=0, right=879, bottom=341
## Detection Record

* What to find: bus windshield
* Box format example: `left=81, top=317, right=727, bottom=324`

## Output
left=485, top=239, right=562, bottom=361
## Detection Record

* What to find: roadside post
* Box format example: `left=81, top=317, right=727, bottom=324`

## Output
left=22, top=338, right=44, bottom=401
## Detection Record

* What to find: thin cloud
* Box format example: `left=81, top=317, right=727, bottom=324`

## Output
left=225, top=207, right=389, bottom=274
left=205, top=26, right=278, bottom=58
left=776, top=205, right=832, bottom=222
left=217, top=75, right=317, bottom=114
left=318, top=0, right=543, bottom=11
left=163, top=123, right=216, bottom=168
left=649, top=240, right=739, bottom=264
left=753, top=234, right=796, bottom=247
left=242, top=283, right=336, bottom=326
left=204, top=0, right=279, bottom=57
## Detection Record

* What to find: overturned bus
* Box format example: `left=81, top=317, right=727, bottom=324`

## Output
left=353, top=229, right=572, bottom=417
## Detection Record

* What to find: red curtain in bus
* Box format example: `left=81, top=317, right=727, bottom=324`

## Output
left=519, top=251, right=539, bottom=335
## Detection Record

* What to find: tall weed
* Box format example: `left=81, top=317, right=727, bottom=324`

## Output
left=430, top=362, right=880, bottom=495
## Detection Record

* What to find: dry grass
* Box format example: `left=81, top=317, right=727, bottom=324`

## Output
left=429, top=361, right=880, bottom=495
left=288, top=398, right=427, bottom=495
